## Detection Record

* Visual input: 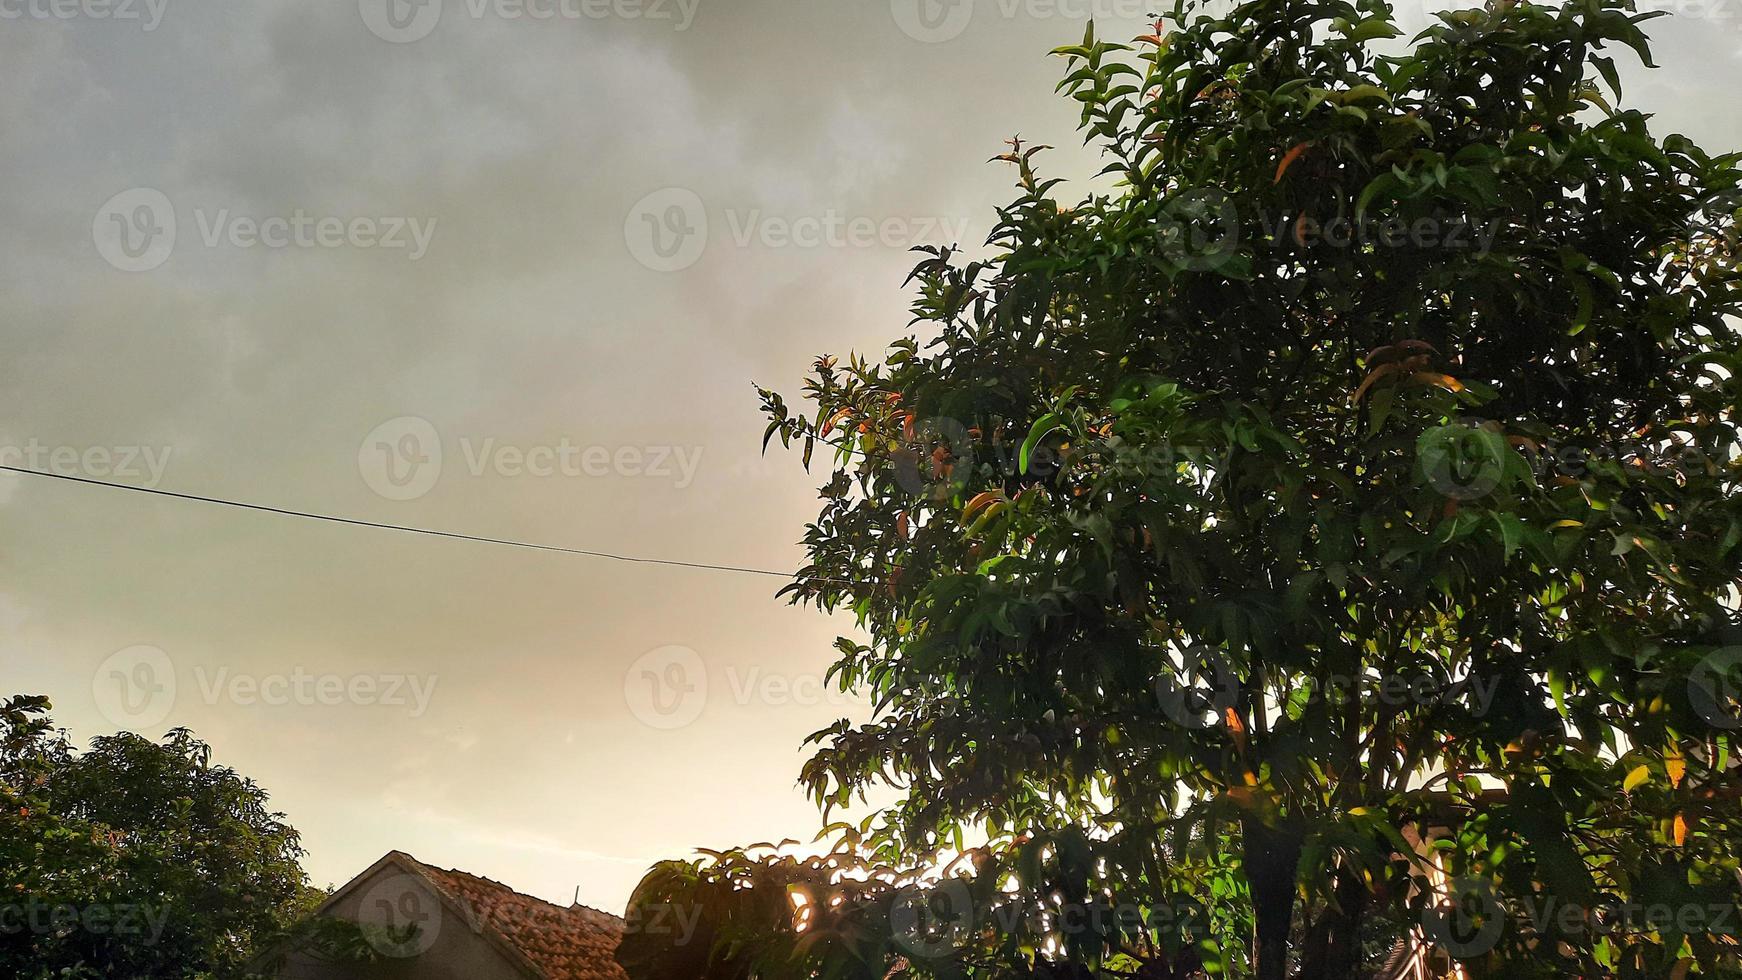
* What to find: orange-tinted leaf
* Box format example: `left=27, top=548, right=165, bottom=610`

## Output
left=962, top=491, right=1005, bottom=522
left=1407, top=371, right=1466, bottom=394
left=820, top=407, right=853, bottom=437
left=1351, top=362, right=1401, bottom=403
left=1275, top=142, right=1311, bottom=183
left=1225, top=708, right=1249, bottom=755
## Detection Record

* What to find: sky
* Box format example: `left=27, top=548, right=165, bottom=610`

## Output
left=2, top=0, right=1741, bottom=915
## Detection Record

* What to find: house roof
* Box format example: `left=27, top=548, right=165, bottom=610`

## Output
left=344, top=851, right=629, bottom=980
left=404, top=852, right=628, bottom=980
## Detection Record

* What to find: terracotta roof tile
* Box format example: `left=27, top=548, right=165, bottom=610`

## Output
left=399, top=853, right=628, bottom=980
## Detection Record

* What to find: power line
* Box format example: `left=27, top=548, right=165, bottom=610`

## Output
left=0, top=464, right=849, bottom=586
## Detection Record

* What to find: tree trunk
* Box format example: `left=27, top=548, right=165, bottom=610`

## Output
left=1242, top=816, right=1303, bottom=980
left=1323, top=871, right=1369, bottom=980
left=1298, top=900, right=1333, bottom=979
left=1296, top=863, right=1369, bottom=980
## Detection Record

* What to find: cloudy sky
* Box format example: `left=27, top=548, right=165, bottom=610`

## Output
left=2, top=0, right=1739, bottom=913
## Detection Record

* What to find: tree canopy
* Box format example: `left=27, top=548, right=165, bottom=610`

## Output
left=0, top=695, right=321, bottom=979
left=621, top=0, right=1742, bottom=977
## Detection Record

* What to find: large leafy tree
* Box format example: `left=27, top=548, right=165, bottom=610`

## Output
left=622, top=0, right=1742, bottom=976
left=0, top=695, right=322, bottom=979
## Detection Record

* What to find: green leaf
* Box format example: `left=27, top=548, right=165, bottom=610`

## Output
left=1495, top=513, right=1526, bottom=558
left=1333, top=84, right=1392, bottom=105
left=1592, top=54, right=1622, bottom=99
left=1020, top=413, right=1063, bottom=474
left=1355, top=172, right=1400, bottom=221
left=1344, top=17, right=1402, bottom=43
left=1569, top=279, right=1593, bottom=336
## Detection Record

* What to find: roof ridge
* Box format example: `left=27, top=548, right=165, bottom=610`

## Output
left=396, top=852, right=625, bottom=923
left=568, top=900, right=625, bottom=923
